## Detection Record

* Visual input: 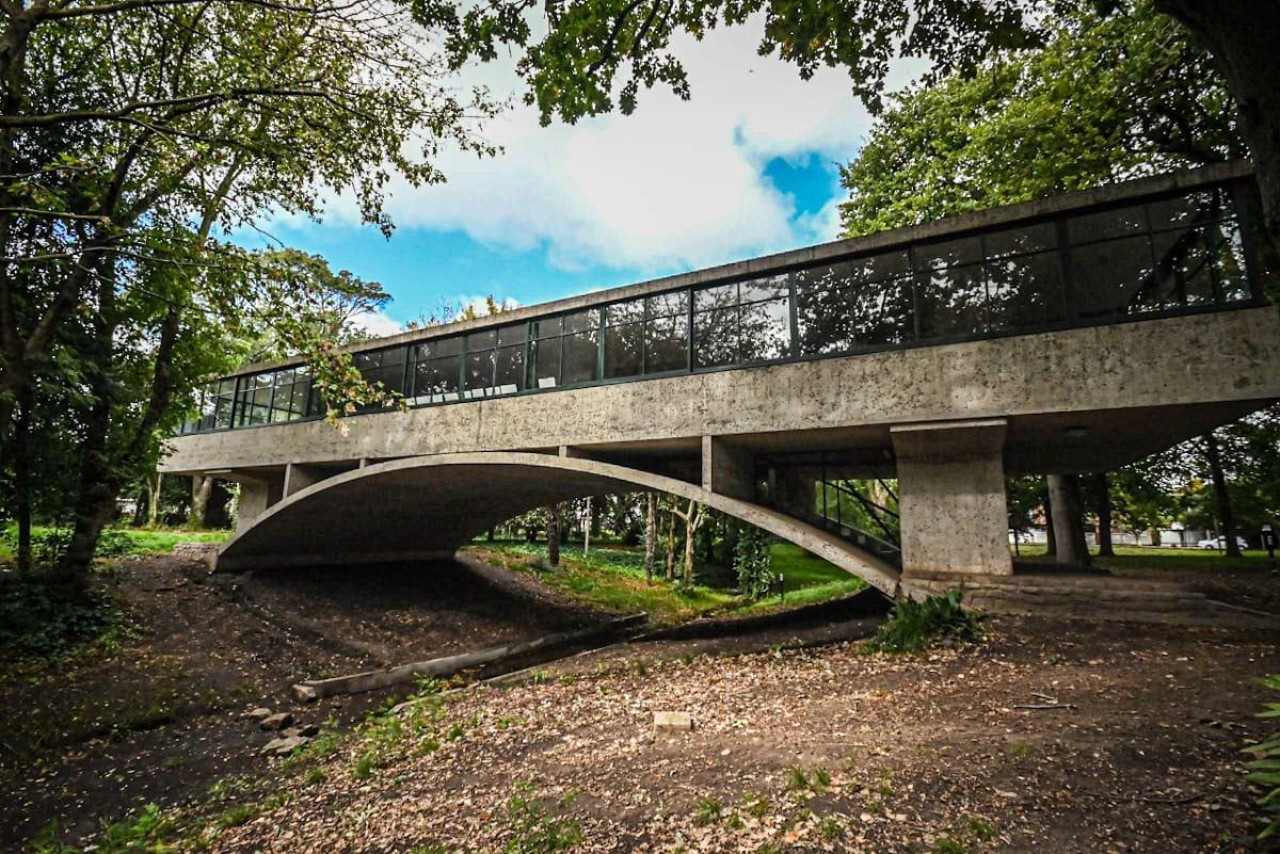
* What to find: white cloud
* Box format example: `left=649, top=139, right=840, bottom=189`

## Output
left=297, top=19, right=926, bottom=278
left=351, top=308, right=405, bottom=338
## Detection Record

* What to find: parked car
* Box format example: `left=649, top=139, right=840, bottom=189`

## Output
left=1196, top=536, right=1249, bottom=550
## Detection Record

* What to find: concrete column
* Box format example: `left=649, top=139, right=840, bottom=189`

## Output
left=701, top=436, right=755, bottom=501
left=215, top=470, right=285, bottom=533
left=235, top=477, right=272, bottom=533
left=284, top=463, right=323, bottom=497
left=891, top=418, right=1012, bottom=577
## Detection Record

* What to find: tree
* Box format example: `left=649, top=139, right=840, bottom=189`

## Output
left=547, top=502, right=562, bottom=567
left=839, top=0, right=1241, bottom=237
left=408, top=0, right=1280, bottom=259
left=643, top=492, right=657, bottom=581
left=669, top=498, right=706, bottom=585
left=0, top=0, right=497, bottom=578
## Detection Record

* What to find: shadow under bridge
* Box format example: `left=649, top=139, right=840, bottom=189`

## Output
left=213, top=452, right=903, bottom=596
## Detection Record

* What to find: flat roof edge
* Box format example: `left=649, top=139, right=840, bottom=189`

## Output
left=230, top=161, right=1253, bottom=377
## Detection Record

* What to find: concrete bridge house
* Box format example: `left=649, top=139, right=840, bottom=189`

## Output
left=162, top=163, right=1280, bottom=608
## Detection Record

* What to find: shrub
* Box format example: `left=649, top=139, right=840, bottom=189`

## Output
left=734, top=526, right=774, bottom=600
left=0, top=574, right=118, bottom=659
left=865, top=590, right=982, bottom=654
left=1245, top=673, right=1280, bottom=838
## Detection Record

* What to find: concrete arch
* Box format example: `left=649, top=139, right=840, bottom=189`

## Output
left=213, top=452, right=902, bottom=595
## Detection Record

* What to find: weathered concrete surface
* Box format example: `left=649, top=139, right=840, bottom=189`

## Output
left=892, top=419, right=1012, bottom=577
left=210, top=453, right=904, bottom=595
left=162, top=308, right=1280, bottom=478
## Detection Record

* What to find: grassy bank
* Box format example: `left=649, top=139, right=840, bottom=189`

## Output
left=466, top=540, right=866, bottom=626
left=0, top=524, right=230, bottom=563
left=1014, top=542, right=1275, bottom=572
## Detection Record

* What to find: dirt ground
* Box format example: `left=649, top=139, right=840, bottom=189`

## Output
left=3, top=557, right=1280, bottom=853
left=0, top=555, right=605, bottom=849
left=207, top=615, right=1280, bottom=854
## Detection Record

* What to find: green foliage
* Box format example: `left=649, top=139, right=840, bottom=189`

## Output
left=504, top=786, right=583, bottom=854
left=0, top=574, right=118, bottom=659
left=734, top=526, right=775, bottom=600
left=865, top=591, right=983, bottom=654
left=693, top=798, right=722, bottom=827
left=414, top=0, right=1040, bottom=125
left=1244, top=674, right=1280, bottom=839
left=839, top=1, right=1240, bottom=239
left=94, top=803, right=176, bottom=854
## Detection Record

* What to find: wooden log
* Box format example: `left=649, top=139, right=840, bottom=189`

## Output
left=292, top=613, right=647, bottom=699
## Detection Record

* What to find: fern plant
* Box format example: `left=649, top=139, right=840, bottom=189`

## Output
left=865, top=590, right=982, bottom=653
left=1245, top=674, right=1280, bottom=838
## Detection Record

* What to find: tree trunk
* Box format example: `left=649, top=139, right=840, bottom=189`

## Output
left=13, top=375, right=32, bottom=573
left=1092, top=472, right=1114, bottom=557
left=190, top=475, right=212, bottom=529
left=147, top=472, right=163, bottom=529
left=1043, top=480, right=1057, bottom=558
left=583, top=496, right=591, bottom=557
left=1157, top=0, right=1280, bottom=262
left=1202, top=432, right=1241, bottom=557
left=547, top=503, right=561, bottom=567
left=643, top=492, right=656, bottom=582
left=1047, top=474, right=1091, bottom=567
left=665, top=509, right=677, bottom=581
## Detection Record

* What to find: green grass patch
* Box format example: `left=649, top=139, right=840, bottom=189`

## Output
left=1014, top=543, right=1273, bottom=572
left=0, top=524, right=230, bottom=564
left=467, top=541, right=866, bottom=626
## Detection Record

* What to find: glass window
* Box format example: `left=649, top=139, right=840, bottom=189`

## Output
left=986, top=251, right=1067, bottom=331
left=533, top=317, right=561, bottom=339
left=1147, top=189, right=1227, bottom=232
left=465, top=349, right=495, bottom=397
left=985, top=222, right=1056, bottom=259
left=530, top=338, right=561, bottom=388
left=561, top=330, right=599, bottom=385
left=740, top=298, right=792, bottom=362
left=494, top=344, right=526, bottom=393
left=797, top=285, right=855, bottom=356
left=644, top=313, right=688, bottom=373
left=417, top=337, right=462, bottom=358
left=794, top=261, right=851, bottom=296
left=466, top=329, right=497, bottom=351
left=606, top=299, right=644, bottom=326
left=1071, top=234, right=1157, bottom=319
left=917, top=235, right=983, bottom=271
left=694, top=283, right=737, bottom=312
left=646, top=291, right=688, bottom=318
left=740, top=273, right=789, bottom=303
left=850, top=250, right=911, bottom=284
left=694, top=306, right=738, bottom=368
left=413, top=355, right=460, bottom=403
left=1068, top=203, right=1147, bottom=245
left=563, top=310, right=599, bottom=334
left=497, top=324, right=528, bottom=346
left=604, top=321, right=644, bottom=379
left=915, top=265, right=989, bottom=340
left=850, top=278, right=913, bottom=346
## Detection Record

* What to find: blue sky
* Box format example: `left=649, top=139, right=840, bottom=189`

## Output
left=264, top=153, right=843, bottom=326
left=243, top=24, right=898, bottom=334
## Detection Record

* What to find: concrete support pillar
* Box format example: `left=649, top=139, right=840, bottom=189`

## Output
left=284, top=463, right=323, bottom=497
left=891, top=418, right=1012, bottom=577
left=235, top=477, right=272, bottom=533
left=1047, top=474, right=1091, bottom=566
left=700, top=436, right=755, bottom=501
